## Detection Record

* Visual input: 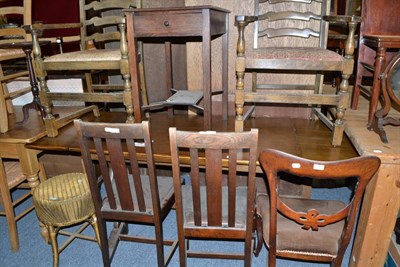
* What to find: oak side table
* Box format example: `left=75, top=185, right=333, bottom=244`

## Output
left=125, top=6, right=229, bottom=130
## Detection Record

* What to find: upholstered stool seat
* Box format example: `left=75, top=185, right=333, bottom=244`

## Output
left=33, top=173, right=100, bottom=267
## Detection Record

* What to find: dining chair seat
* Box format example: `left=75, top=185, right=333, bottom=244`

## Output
left=256, top=193, right=345, bottom=257
left=246, top=47, right=344, bottom=69
left=0, top=49, right=25, bottom=61
left=102, top=175, right=175, bottom=214
left=44, top=49, right=121, bottom=64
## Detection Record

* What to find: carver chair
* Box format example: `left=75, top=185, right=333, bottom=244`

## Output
left=29, top=0, right=144, bottom=137
left=0, top=0, right=32, bottom=133
left=169, top=127, right=258, bottom=267
left=75, top=120, right=178, bottom=267
left=0, top=156, right=34, bottom=252
left=234, top=0, right=359, bottom=146
left=254, top=149, right=380, bottom=267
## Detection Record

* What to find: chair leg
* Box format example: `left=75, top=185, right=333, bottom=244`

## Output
left=154, top=221, right=165, bottom=267
left=253, top=212, right=263, bottom=257
left=0, top=187, right=19, bottom=251
left=332, top=72, right=350, bottom=146
left=48, top=225, right=60, bottom=267
left=89, top=214, right=101, bottom=248
left=0, top=82, right=8, bottom=133
left=244, top=237, right=252, bottom=267
left=98, top=218, right=111, bottom=267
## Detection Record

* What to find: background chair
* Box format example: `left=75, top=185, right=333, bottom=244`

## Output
left=0, top=0, right=32, bottom=133
left=234, top=0, right=359, bottom=146
left=351, top=0, right=400, bottom=110
left=29, top=0, right=143, bottom=137
left=0, top=156, right=34, bottom=252
left=169, top=127, right=258, bottom=267
left=254, top=149, right=380, bottom=267
left=75, top=120, right=177, bottom=267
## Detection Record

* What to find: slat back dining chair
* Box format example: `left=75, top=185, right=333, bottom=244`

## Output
left=0, top=156, right=34, bottom=252
left=169, top=127, right=258, bottom=267
left=74, top=120, right=177, bottom=267
left=29, top=0, right=144, bottom=137
left=0, top=0, right=32, bottom=133
left=254, top=149, right=381, bottom=267
left=234, top=0, right=360, bottom=146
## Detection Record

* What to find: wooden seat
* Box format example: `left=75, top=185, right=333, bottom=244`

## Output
left=234, top=0, right=360, bottom=146
left=28, top=0, right=144, bottom=137
left=169, top=127, right=258, bottom=266
left=0, top=0, right=32, bottom=133
left=254, top=149, right=381, bottom=267
left=75, top=120, right=178, bottom=267
left=0, top=157, right=34, bottom=252
left=32, top=172, right=101, bottom=267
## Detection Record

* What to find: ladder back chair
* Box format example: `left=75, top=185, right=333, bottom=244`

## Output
left=254, top=149, right=381, bottom=267
left=75, top=120, right=178, bottom=267
left=0, top=156, right=34, bottom=252
left=234, top=0, right=360, bottom=146
left=169, top=127, right=258, bottom=267
left=29, top=0, right=144, bottom=137
left=0, top=0, right=32, bottom=133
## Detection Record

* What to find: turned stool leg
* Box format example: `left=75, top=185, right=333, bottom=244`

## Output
left=48, top=226, right=59, bottom=267
left=89, top=214, right=101, bottom=248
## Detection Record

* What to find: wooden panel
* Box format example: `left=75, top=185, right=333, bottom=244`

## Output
left=361, top=0, right=400, bottom=36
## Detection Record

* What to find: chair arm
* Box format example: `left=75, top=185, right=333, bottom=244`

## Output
left=323, top=15, right=361, bottom=58
left=24, top=22, right=82, bottom=54
left=235, top=15, right=257, bottom=25
left=25, top=22, right=82, bottom=35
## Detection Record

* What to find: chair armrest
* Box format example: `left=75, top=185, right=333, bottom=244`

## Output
left=323, top=15, right=361, bottom=58
left=24, top=22, right=83, bottom=54
left=24, top=22, right=82, bottom=38
left=235, top=15, right=257, bottom=24
left=323, top=15, right=361, bottom=25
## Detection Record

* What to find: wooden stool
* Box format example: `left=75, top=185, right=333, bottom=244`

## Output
left=32, top=173, right=100, bottom=267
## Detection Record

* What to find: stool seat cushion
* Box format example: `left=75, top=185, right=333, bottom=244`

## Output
left=33, top=173, right=95, bottom=227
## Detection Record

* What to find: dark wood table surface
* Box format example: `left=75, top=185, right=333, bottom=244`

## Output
left=25, top=108, right=357, bottom=173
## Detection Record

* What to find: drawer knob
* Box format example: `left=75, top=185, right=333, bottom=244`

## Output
left=164, top=20, right=170, bottom=27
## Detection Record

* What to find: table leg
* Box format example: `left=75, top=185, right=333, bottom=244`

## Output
left=16, top=145, right=50, bottom=242
left=350, top=164, right=400, bottom=267
left=202, top=9, right=211, bottom=130
left=222, top=14, right=228, bottom=121
left=367, top=47, right=386, bottom=129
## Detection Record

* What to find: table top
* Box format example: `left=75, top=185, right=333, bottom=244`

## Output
left=124, top=5, right=230, bottom=14
left=0, top=107, right=47, bottom=144
left=25, top=108, right=357, bottom=167
left=363, top=35, right=400, bottom=48
left=345, top=96, right=400, bottom=164
left=0, top=40, right=51, bottom=50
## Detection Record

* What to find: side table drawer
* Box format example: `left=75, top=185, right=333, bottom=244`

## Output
left=131, top=11, right=204, bottom=37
